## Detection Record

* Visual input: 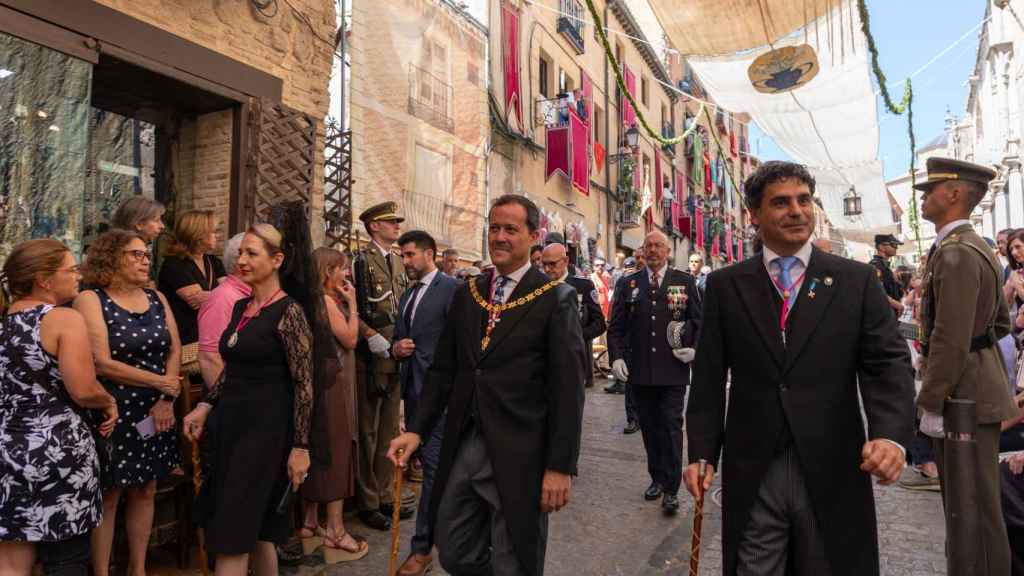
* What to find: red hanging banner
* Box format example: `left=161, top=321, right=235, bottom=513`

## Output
left=502, top=4, right=523, bottom=131
left=726, top=226, right=734, bottom=263
left=545, top=126, right=570, bottom=181
left=593, top=141, right=606, bottom=175
left=622, top=65, right=636, bottom=129
left=655, top=150, right=663, bottom=204
left=571, top=112, right=590, bottom=196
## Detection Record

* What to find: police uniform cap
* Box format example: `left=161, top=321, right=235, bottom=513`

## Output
left=874, top=234, right=902, bottom=246
left=359, top=201, right=404, bottom=224
left=913, top=156, right=997, bottom=192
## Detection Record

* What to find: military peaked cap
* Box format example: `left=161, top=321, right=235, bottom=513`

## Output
left=913, top=157, right=997, bottom=192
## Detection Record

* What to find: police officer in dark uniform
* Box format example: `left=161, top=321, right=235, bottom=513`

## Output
left=540, top=243, right=606, bottom=388
left=870, top=233, right=905, bottom=316
left=608, top=230, right=701, bottom=514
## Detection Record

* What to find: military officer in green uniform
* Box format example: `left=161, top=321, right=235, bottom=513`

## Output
left=870, top=233, right=905, bottom=316
left=353, top=201, right=411, bottom=531
left=917, top=157, right=1018, bottom=575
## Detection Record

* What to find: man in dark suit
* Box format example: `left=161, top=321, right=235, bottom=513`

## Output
left=608, top=230, right=701, bottom=514
left=541, top=243, right=606, bottom=388
left=392, top=230, right=459, bottom=576
left=388, top=195, right=585, bottom=576
left=684, top=161, right=915, bottom=576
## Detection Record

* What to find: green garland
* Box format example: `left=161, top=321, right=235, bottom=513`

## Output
left=582, top=0, right=703, bottom=146
left=858, top=0, right=921, bottom=256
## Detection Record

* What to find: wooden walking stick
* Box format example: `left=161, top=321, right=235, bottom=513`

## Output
left=389, top=448, right=405, bottom=576
left=191, top=439, right=210, bottom=576
left=689, top=460, right=709, bottom=576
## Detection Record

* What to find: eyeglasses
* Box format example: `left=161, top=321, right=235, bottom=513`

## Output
left=124, top=249, right=152, bottom=262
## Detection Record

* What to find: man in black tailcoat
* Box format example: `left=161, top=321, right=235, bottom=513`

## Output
left=388, top=195, right=586, bottom=576
left=608, top=229, right=701, bottom=514
left=684, top=161, right=915, bottom=576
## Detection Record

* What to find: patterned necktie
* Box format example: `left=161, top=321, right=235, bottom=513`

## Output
left=492, top=275, right=509, bottom=305
left=651, top=270, right=660, bottom=290
left=773, top=256, right=800, bottom=330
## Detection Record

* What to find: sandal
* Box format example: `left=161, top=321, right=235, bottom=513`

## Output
left=298, top=523, right=324, bottom=555
left=323, top=529, right=369, bottom=564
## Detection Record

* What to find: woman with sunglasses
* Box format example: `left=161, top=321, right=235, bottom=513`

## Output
left=74, top=229, right=183, bottom=576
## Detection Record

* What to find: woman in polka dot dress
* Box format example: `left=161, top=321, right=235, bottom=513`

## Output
left=74, top=229, right=183, bottom=576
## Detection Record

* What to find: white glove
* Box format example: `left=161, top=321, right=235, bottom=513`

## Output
left=673, top=348, right=696, bottom=364
left=368, top=333, right=391, bottom=359
left=612, top=359, right=629, bottom=382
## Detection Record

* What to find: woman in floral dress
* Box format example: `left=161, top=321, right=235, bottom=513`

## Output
left=0, top=239, right=117, bottom=575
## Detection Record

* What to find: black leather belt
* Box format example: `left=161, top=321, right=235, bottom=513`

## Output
left=921, top=331, right=996, bottom=358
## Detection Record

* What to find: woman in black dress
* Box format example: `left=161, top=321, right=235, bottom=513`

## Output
left=184, top=204, right=332, bottom=576
left=158, top=209, right=225, bottom=351
left=74, top=230, right=183, bottom=576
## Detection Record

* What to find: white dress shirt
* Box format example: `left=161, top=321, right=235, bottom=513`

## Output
left=646, top=263, right=669, bottom=287
left=763, top=240, right=813, bottom=301
left=404, top=268, right=438, bottom=326
left=493, top=261, right=534, bottom=304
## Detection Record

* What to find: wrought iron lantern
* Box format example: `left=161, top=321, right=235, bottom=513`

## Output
left=624, top=124, right=640, bottom=149
left=843, top=185, right=862, bottom=217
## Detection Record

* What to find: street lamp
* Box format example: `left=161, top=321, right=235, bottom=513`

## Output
left=710, top=194, right=722, bottom=213
left=609, top=125, right=641, bottom=164
left=843, top=185, right=862, bottom=217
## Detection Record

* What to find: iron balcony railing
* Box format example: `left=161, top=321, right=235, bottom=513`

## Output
left=403, top=189, right=450, bottom=243
left=408, top=64, right=454, bottom=133
left=557, top=0, right=585, bottom=54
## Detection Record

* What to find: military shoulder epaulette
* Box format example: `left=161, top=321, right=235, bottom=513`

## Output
left=940, top=232, right=963, bottom=248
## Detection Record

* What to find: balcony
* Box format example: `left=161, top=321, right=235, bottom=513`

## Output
left=403, top=189, right=450, bottom=244
left=557, top=0, right=585, bottom=55
left=408, top=64, right=454, bottom=133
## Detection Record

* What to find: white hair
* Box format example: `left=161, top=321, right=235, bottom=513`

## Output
left=223, top=232, right=246, bottom=274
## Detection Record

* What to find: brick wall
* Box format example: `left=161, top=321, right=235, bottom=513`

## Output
left=93, top=0, right=335, bottom=242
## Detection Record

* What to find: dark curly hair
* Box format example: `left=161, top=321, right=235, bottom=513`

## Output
left=1008, top=229, right=1024, bottom=270
left=82, top=229, right=144, bottom=288
left=743, top=161, right=817, bottom=211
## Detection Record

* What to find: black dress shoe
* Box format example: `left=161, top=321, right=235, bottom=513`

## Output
left=623, top=420, right=640, bottom=434
left=380, top=501, right=416, bottom=520
left=276, top=543, right=303, bottom=566
left=661, top=493, right=680, bottom=515
left=358, top=509, right=392, bottom=531
left=604, top=381, right=625, bottom=394
left=643, top=482, right=663, bottom=501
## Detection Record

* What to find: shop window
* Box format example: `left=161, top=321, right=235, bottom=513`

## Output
left=1, top=30, right=239, bottom=260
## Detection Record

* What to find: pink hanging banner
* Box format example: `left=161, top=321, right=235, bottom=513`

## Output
left=711, top=230, right=720, bottom=258
left=726, top=227, right=734, bottom=263
left=622, top=65, right=636, bottom=129
left=545, top=125, right=570, bottom=181
left=502, top=4, right=523, bottom=131
left=695, top=205, right=704, bottom=249
left=571, top=112, right=590, bottom=196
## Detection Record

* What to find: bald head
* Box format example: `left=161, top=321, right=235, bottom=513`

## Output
left=642, top=230, right=671, bottom=270
left=541, top=243, right=569, bottom=279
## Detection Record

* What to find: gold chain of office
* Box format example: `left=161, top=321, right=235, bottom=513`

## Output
left=468, top=278, right=562, bottom=313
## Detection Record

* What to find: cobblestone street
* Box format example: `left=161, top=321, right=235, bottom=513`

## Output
left=281, top=381, right=948, bottom=576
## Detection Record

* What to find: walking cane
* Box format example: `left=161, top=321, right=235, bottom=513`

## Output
left=389, top=448, right=405, bottom=576
left=689, top=460, right=709, bottom=576
left=191, top=439, right=210, bottom=576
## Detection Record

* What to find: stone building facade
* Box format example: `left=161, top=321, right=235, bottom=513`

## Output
left=347, top=0, right=488, bottom=260
left=0, top=0, right=336, bottom=258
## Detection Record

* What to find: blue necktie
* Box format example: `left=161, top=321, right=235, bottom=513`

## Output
left=492, top=276, right=509, bottom=305
left=775, top=256, right=799, bottom=308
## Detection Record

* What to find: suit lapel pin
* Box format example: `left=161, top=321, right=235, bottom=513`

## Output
left=824, top=276, right=834, bottom=287
left=807, top=279, right=818, bottom=299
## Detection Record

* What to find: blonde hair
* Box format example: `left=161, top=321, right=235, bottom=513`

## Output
left=248, top=223, right=283, bottom=254
left=312, top=247, right=346, bottom=289
left=166, top=210, right=216, bottom=257
left=0, top=239, right=71, bottom=313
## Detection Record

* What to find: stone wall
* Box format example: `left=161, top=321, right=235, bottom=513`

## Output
left=93, top=0, right=336, bottom=240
